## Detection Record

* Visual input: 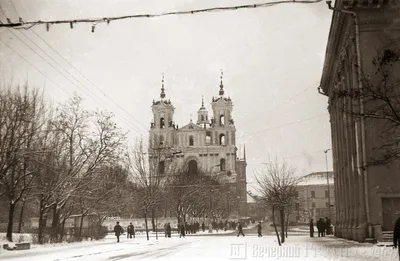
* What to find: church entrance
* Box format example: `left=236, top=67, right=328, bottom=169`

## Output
left=188, top=160, right=198, bottom=176
left=382, top=197, right=400, bottom=231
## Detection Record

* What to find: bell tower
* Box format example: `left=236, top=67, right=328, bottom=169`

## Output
left=149, top=74, right=175, bottom=147
left=197, top=96, right=209, bottom=126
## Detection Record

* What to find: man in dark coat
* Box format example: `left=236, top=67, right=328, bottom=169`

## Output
left=166, top=223, right=172, bottom=238
left=114, top=221, right=123, bottom=243
left=325, top=217, right=331, bottom=235
left=127, top=222, right=134, bottom=239
left=201, top=222, right=205, bottom=232
left=257, top=221, right=262, bottom=237
left=317, top=218, right=323, bottom=237
left=393, top=216, right=400, bottom=260
left=309, top=219, right=314, bottom=237
left=237, top=222, right=245, bottom=237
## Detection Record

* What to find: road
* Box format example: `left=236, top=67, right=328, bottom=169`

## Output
left=1, top=232, right=398, bottom=261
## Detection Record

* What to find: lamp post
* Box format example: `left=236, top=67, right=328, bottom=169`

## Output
left=324, top=149, right=332, bottom=220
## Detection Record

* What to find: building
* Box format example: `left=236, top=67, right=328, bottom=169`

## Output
left=319, top=0, right=400, bottom=242
left=292, top=172, right=335, bottom=225
left=148, top=73, right=248, bottom=219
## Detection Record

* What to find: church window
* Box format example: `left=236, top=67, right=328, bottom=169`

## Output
left=206, top=131, right=211, bottom=145
left=158, top=161, right=165, bottom=175
left=220, top=158, right=226, bottom=171
left=160, top=135, right=164, bottom=145
left=201, top=115, right=204, bottom=121
left=220, top=115, right=225, bottom=126
left=189, top=136, right=194, bottom=146
left=219, top=133, right=225, bottom=146
left=160, top=117, right=165, bottom=128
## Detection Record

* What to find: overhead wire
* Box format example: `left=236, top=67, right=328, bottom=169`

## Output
left=0, top=0, right=324, bottom=30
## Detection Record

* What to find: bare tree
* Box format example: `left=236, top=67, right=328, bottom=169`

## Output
left=255, top=160, right=299, bottom=245
left=0, top=86, right=46, bottom=242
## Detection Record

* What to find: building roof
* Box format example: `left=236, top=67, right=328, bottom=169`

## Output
left=247, top=191, right=259, bottom=203
left=298, top=172, right=334, bottom=186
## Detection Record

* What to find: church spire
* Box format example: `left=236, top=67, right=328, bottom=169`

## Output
left=160, top=73, right=166, bottom=99
left=199, top=95, right=205, bottom=110
left=243, top=143, right=246, bottom=161
left=219, top=69, right=224, bottom=96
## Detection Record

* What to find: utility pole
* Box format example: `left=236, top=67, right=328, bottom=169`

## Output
left=324, top=149, right=331, bottom=220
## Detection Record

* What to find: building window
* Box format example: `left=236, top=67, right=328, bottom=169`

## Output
left=219, top=133, right=225, bottom=146
left=158, top=161, right=165, bottom=175
left=159, top=135, right=164, bottom=145
left=206, top=131, right=211, bottom=145
left=220, top=115, right=225, bottom=126
left=201, top=115, right=204, bottom=121
left=160, top=117, right=165, bottom=128
left=295, top=203, right=299, bottom=211
left=312, top=202, right=316, bottom=208
left=220, top=158, right=226, bottom=171
left=189, top=136, right=194, bottom=146
left=311, top=191, right=315, bottom=198
left=325, top=190, right=329, bottom=198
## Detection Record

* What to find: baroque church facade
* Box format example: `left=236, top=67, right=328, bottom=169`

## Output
left=148, top=74, right=248, bottom=219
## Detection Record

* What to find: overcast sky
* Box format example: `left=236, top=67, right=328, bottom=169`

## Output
left=0, top=0, right=333, bottom=192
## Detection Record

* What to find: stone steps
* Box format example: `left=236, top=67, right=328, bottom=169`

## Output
left=381, top=231, right=393, bottom=242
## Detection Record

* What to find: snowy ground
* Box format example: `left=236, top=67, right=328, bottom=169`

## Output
left=1, top=232, right=399, bottom=261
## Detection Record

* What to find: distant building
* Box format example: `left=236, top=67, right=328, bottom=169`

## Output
left=291, top=172, right=335, bottom=225
left=148, top=72, right=247, bottom=219
left=247, top=192, right=264, bottom=222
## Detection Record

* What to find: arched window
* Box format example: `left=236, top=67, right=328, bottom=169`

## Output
left=160, top=117, right=165, bottom=128
left=220, top=158, right=226, bottom=171
left=201, top=115, right=204, bottom=121
left=189, top=136, right=194, bottom=146
left=160, top=135, right=164, bottom=145
left=206, top=131, right=211, bottom=145
left=220, top=115, right=225, bottom=126
left=188, top=160, right=198, bottom=175
left=219, top=133, right=225, bottom=146
left=158, top=161, right=165, bottom=175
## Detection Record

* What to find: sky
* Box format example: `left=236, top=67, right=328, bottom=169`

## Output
left=0, top=0, right=333, bottom=192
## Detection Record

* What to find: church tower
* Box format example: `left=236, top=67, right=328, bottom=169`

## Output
left=149, top=75, right=176, bottom=148
left=196, top=96, right=209, bottom=127
left=210, top=70, right=236, bottom=147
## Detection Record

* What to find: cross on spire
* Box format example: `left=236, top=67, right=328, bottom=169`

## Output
left=160, top=73, right=166, bottom=99
left=219, top=69, right=224, bottom=96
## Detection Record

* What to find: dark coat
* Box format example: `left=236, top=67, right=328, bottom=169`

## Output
left=127, top=224, right=134, bottom=234
left=114, top=224, right=123, bottom=236
left=394, top=217, right=400, bottom=247
left=238, top=223, right=243, bottom=231
left=257, top=223, right=262, bottom=233
left=309, top=221, right=314, bottom=232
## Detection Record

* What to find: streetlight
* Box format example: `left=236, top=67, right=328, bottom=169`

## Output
left=324, top=149, right=332, bottom=220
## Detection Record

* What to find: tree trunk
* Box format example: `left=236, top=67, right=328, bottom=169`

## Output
left=279, top=208, right=285, bottom=243
left=78, top=214, right=86, bottom=241
left=271, top=205, right=281, bottom=246
left=285, top=212, right=289, bottom=238
left=151, top=208, right=156, bottom=232
left=60, top=217, right=67, bottom=242
left=6, top=201, right=16, bottom=242
left=38, top=200, right=45, bottom=244
left=144, top=212, right=149, bottom=241
left=50, top=205, right=60, bottom=242
left=18, top=198, right=26, bottom=233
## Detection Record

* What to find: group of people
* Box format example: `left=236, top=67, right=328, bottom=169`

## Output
left=113, top=222, right=136, bottom=243
left=309, top=217, right=332, bottom=237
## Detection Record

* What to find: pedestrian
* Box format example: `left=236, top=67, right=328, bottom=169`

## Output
left=257, top=221, right=262, bottom=237
left=317, top=218, right=322, bottom=237
left=127, top=222, right=134, bottom=239
left=325, top=217, right=331, bottom=235
left=393, top=216, right=400, bottom=260
left=309, top=219, right=314, bottom=237
left=114, top=221, right=123, bottom=243
left=166, top=223, right=172, bottom=238
left=202, top=222, right=205, bottom=232
left=237, top=222, right=245, bottom=237
left=179, top=222, right=185, bottom=238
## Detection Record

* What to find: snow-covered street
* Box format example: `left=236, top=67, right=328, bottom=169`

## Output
left=1, top=233, right=399, bottom=261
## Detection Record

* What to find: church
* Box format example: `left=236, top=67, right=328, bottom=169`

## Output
left=148, top=73, right=248, bottom=219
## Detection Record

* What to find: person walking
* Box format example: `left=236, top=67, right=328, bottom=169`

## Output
left=309, top=219, right=314, bottom=237
left=114, top=222, right=123, bottom=243
left=257, top=221, right=262, bottom=237
left=166, top=223, right=172, bottom=238
left=393, top=216, right=400, bottom=260
left=127, top=223, right=134, bottom=239
left=237, top=222, right=245, bottom=237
